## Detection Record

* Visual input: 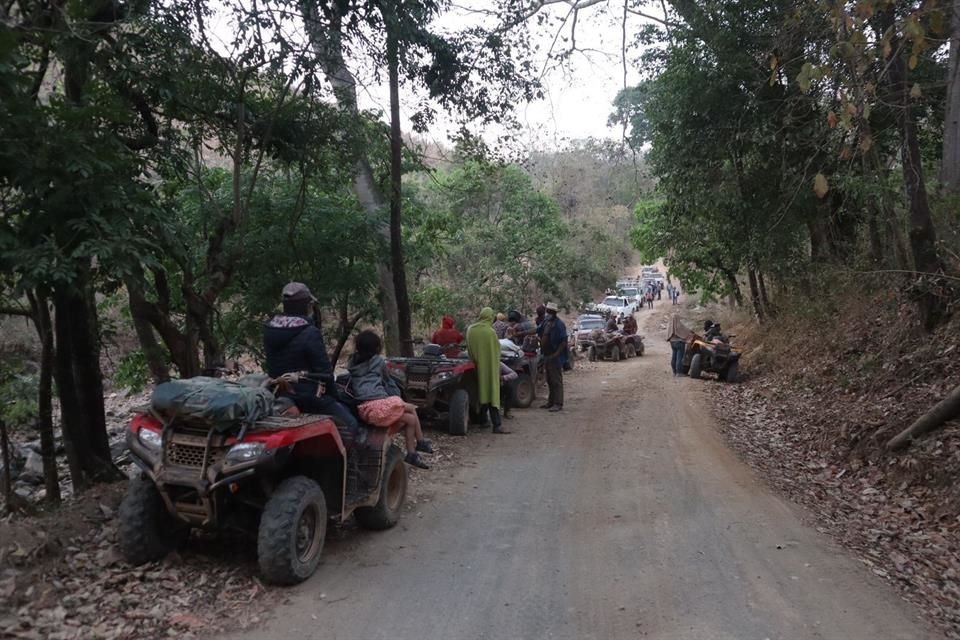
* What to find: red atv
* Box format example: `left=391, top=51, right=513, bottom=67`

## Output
left=387, top=342, right=540, bottom=435
left=117, top=376, right=407, bottom=585
left=386, top=346, right=478, bottom=436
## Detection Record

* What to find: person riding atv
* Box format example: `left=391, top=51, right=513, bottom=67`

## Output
left=263, top=282, right=358, bottom=433
left=703, top=319, right=724, bottom=342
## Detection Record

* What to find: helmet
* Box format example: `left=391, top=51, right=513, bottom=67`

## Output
left=507, top=310, right=523, bottom=323
left=703, top=320, right=714, bottom=332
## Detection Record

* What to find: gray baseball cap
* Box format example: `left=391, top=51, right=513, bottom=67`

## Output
left=281, top=282, right=317, bottom=302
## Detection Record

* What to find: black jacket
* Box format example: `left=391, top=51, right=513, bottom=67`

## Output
left=263, top=315, right=333, bottom=396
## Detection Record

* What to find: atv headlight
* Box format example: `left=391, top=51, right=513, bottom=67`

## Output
left=430, top=371, right=453, bottom=387
left=137, top=427, right=162, bottom=452
left=225, top=442, right=266, bottom=465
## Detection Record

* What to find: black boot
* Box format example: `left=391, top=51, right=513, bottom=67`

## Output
left=490, top=407, right=510, bottom=434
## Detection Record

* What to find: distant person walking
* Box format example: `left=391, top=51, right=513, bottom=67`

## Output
left=672, top=287, right=680, bottom=306
left=666, top=315, right=692, bottom=376
left=467, top=307, right=508, bottom=434
left=537, top=302, right=567, bottom=412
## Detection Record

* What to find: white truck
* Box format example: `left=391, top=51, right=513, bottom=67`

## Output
left=596, top=295, right=637, bottom=319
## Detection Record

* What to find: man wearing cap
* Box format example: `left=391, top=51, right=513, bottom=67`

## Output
left=536, top=302, right=567, bottom=412
left=263, top=282, right=358, bottom=432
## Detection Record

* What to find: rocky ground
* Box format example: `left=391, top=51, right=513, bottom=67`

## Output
left=701, top=288, right=960, bottom=638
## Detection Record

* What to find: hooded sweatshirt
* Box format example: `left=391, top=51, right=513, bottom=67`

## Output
left=346, top=353, right=401, bottom=401
left=263, top=315, right=333, bottom=396
left=432, top=315, right=465, bottom=357
left=466, top=307, right=500, bottom=406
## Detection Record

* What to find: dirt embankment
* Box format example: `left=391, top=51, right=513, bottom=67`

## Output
left=705, top=286, right=960, bottom=637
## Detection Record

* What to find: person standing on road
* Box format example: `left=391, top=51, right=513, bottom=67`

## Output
left=537, top=302, right=567, bottom=412
left=666, top=315, right=691, bottom=376
left=499, top=362, right=518, bottom=420
left=467, top=307, right=508, bottom=434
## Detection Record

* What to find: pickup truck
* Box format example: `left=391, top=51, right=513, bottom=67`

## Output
left=596, top=295, right=637, bottom=319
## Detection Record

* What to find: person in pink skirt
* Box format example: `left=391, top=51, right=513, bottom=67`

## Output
left=347, top=330, right=432, bottom=469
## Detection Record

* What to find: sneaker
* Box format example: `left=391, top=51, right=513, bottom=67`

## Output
left=416, top=439, right=434, bottom=454
left=503, top=413, right=515, bottom=420
left=548, top=405, right=563, bottom=412
left=404, top=452, right=429, bottom=469
left=492, top=426, right=511, bottom=434
left=539, top=403, right=554, bottom=410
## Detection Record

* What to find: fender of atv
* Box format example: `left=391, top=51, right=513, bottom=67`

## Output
left=131, top=412, right=359, bottom=458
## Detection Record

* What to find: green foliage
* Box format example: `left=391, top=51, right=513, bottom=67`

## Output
left=114, top=351, right=150, bottom=393
left=0, top=361, right=38, bottom=427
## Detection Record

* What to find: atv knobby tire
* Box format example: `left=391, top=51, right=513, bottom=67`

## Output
left=512, top=374, right=535, bottom=409
left=448, top=388, right=470, bottom=436
left=689, top=354, right=703, bottom=379
left=118, top=475, right=189, bottom=565
left=355, top=445, right=407, bottom=530
left=257, top=476, right=326, bottom=585
left=588, top=345, right=597, bottom=362
left=611, top=344, right=621, bottom=362
left=625, top=343, right=636, bottom=358
left=723, top=361, right=739, bottom=383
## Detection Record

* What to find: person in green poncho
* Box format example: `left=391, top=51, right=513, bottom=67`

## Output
left=466, top=307, right=509, bottom=434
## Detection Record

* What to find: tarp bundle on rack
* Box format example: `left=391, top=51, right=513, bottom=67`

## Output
left=150, top=377, right=274, bottom=432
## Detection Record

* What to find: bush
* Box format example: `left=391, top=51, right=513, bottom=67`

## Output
left=114, top=350, right=150, bottom=393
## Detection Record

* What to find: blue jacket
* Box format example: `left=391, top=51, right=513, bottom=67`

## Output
left=537, top=316, right=568, bottom=358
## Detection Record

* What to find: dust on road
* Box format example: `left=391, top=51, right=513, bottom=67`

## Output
left=233, top=308, right=941, bottom=640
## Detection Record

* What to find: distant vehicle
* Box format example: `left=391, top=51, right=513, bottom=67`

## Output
left=596, top=295, right=637, bottom=318
left=619, top=286, right=640, bottom=303
left=573, top=314, right=606, bottom=350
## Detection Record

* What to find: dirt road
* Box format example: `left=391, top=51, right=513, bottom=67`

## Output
left=236, top=310, right=941, bottom=640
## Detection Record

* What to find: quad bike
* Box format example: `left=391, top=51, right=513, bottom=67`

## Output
left=681, top=334, right=741, bottom=382
left=500, top=340, right=538, bottom=409
left=386, top=346, right=477, bottom=436
left=581, top=330, right=644, bottom=362
left=118, top=374, right=408, bottom=585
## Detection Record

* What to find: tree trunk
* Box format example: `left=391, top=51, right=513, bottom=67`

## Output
left=52, top=276, right=122, bottom=490
left=942, top=0, right=960, bottom=193
left=126, top=272, right=200, bottom=379
left=747, top=268, right=766, bottom=322
left=883, top=8, right=943, bottom=329
left=758, top=270, right=773, bottom=317
left=27, top=289, right=61, bottom=504
left=720, top=267, right=743, bottom=306
left=887, top=383, right=960, bottom=450
left=387, top=32, right=414, bottom=357
left=300, top=1, right=401, bottom=355
left=0, top=418, right=12, bottom=513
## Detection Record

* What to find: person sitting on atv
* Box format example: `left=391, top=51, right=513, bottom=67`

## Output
left=622, top=315, right=638, bottom=335
left=347, top=330, right=433, bottom=469
left=703, top=320, right=723, bottom=342
left=507, top=310, right=536, bottom=347
left=605, top=316, right=619, bottom=332
left=431, top=315, right=465, bottom=358
left=263, top=282, right=360, bottom=435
